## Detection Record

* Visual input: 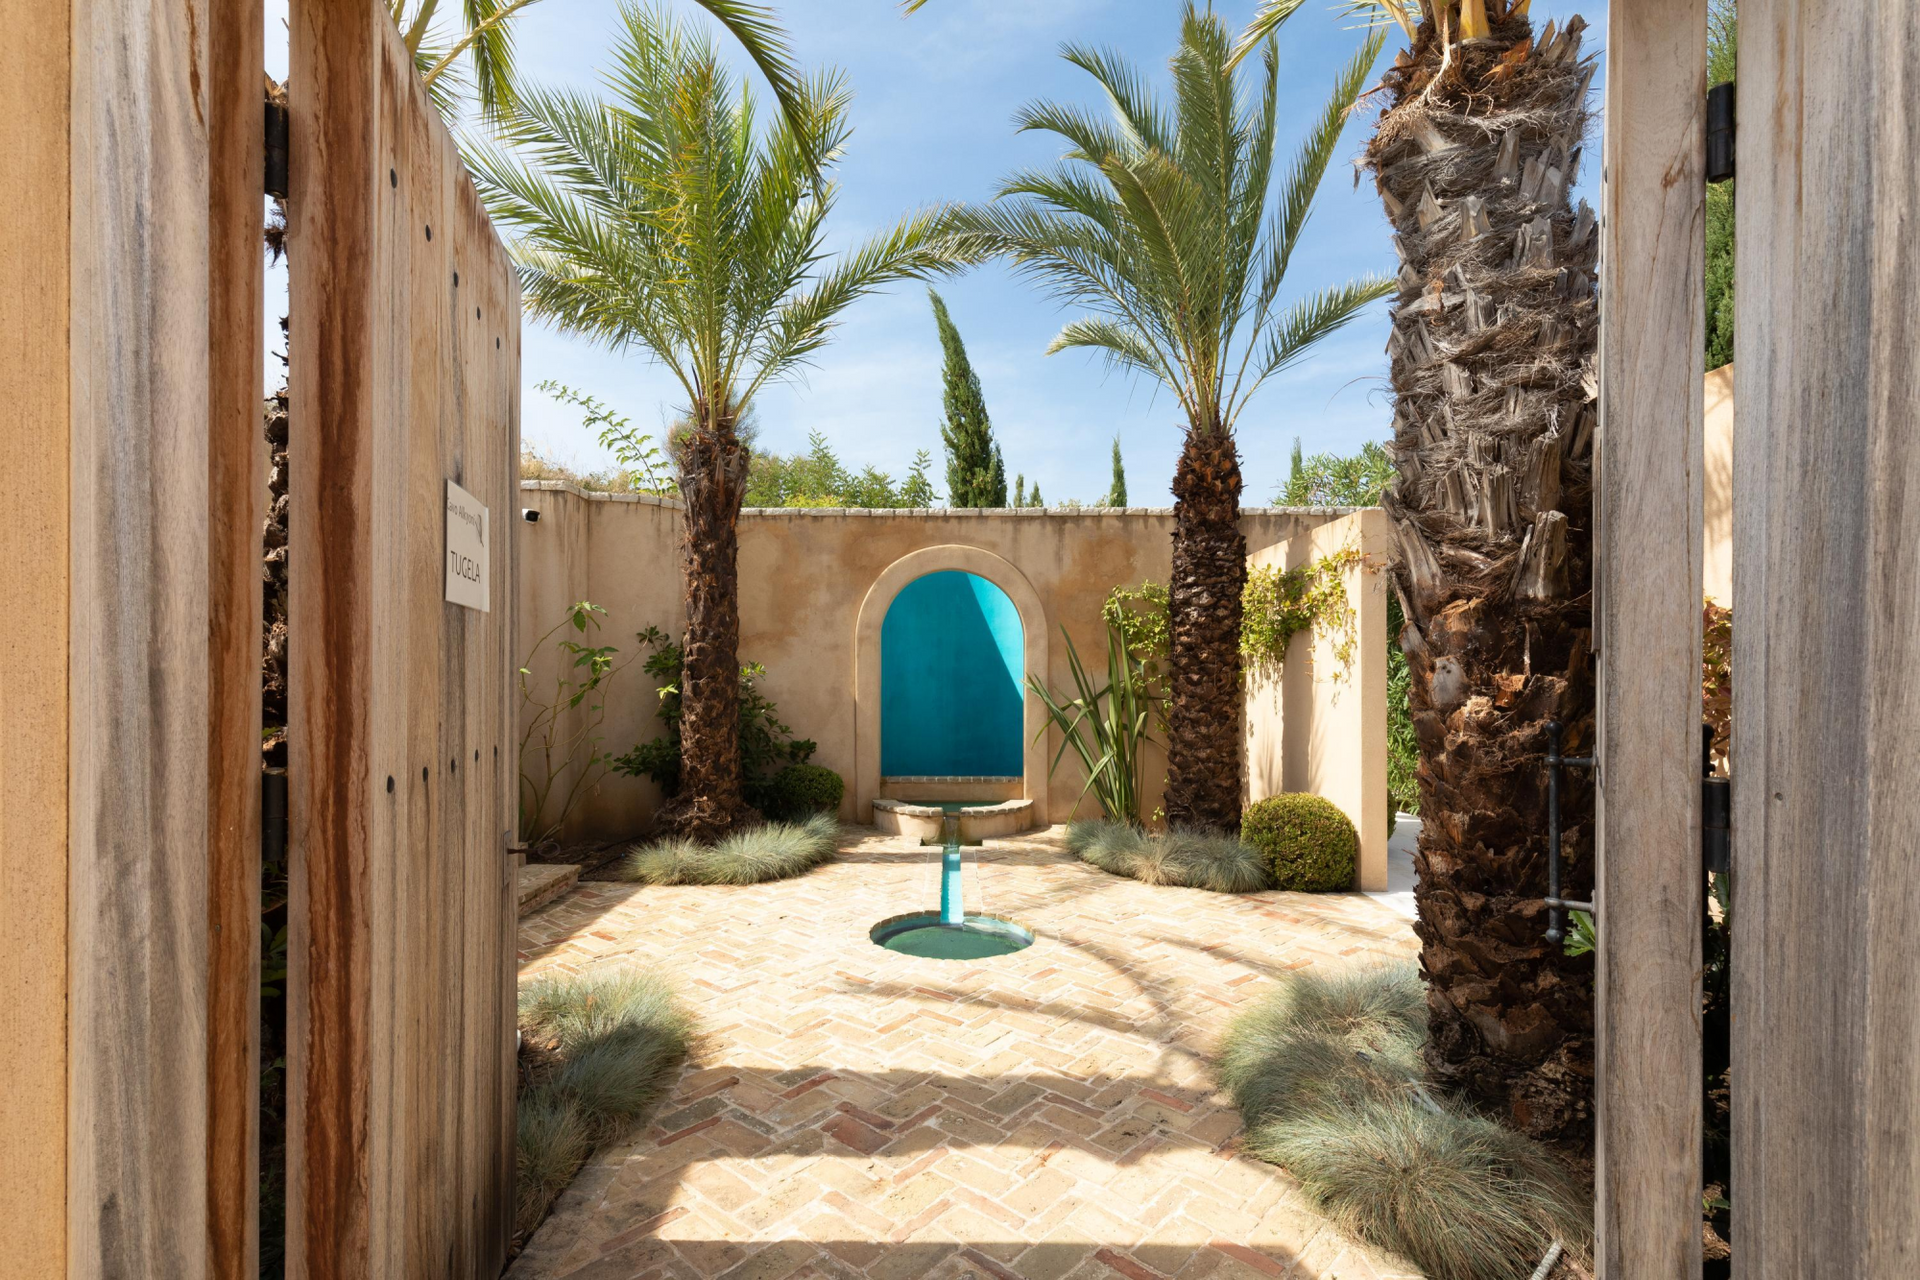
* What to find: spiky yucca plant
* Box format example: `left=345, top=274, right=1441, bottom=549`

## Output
left=959, top=6, right=1391, bottom=832
left=1295, top=0, right=1600, bottom=1142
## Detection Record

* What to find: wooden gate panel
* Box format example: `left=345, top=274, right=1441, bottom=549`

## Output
left=289, top=0, right=521, bottom=1274
left=1732, top=1, right=1920, bottom=1271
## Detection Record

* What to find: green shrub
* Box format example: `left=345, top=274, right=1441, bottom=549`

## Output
left=515, top=971, right=694, bottom=1248
left=764, top=763, right=844, bottom=820
left=609, top=626, right=816, bottom=811
left=1067, top=819, right=1272, bottom=894
left=1241, top=794, right=1358, bottom=891
left=1215, top=964, right=1590, bottom=1280
left=622, top=812, right=838, bottom=886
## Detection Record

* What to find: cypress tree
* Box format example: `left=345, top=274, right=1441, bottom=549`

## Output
left=1105, top=435, right=1128, bottom=506
left=928, top=288, right=1004, bottom=506
left=988, top=445, right=1006, bottom=507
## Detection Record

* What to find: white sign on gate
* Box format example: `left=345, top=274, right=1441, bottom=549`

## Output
left=445, top=479, right=490, bottom=611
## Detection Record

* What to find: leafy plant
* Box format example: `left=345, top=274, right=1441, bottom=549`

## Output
left=1242, top=793, right=1359, bottom=892
left=746, top=431, right=941, bottom=509
left=609, top=626, right=815, bottom=812
left=1703, top=600, right=1732, bottom=766
left=764, top=763, right=845, bottom=821
left=535, top=380, right=678, bottom=496
left=1562, top=909, right=1598, bottom=959
left=1278, top=437, right=1393, bottom=507
left=1028, top=623, right=1157, bottom=826
left=1242, top=549, right=1365, bottom=677
left=518, top=602, right=633, bottom=847
left=1103, top=581, right=1172, bottom=693
left=1386, top=592, right=1419, bottom=818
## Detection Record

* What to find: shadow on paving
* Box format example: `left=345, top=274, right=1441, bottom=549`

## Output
left=547, top=1236, right=1321, bottom=1280
left=507, top=1064, right=1414, bottom=1278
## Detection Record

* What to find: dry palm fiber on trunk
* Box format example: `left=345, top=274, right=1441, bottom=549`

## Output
left=1162, top=424, right=1247, bottom=833
left=1366, top=7, right=1599, bottom=1142
left=657, top=408, right=761, bottom=843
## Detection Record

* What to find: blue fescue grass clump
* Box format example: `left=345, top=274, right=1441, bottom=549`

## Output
left=514, top=970, right=695, bottom=1248
left=622, top=812, right=838, bottom=885
left=1067, top=818, right=1271, bottom=893
left=1217, top=964, right=1591, bottom=1280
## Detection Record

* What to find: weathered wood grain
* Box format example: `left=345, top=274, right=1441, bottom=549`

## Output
left=206, top=0, right=266, bottom=1273
left=66, top=0, right=222, bottom=1274
left=1596, top=1, right=1706, bottom=1275
left=1733, top=2, right=1920, bottom=1273
left=289, top=1, right=520, bottom=1273
left=0, top=3, right=74, bottom=1273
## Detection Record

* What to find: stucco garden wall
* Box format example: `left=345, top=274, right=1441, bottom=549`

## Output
left=516, top=481, right=1387, bottom=885
left=1242, top=508, right=1391, bottom=890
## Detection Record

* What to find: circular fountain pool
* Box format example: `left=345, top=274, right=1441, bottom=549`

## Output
left=869, top=911, right=1034, bottom=959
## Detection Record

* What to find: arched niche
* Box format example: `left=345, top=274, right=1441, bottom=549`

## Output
left=853, top=545, right=1049, bottom=825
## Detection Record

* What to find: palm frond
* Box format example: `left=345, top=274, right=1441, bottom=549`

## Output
left=964, top=7, right=1388, bottom=443
left=1333, top=0, right=1420, bottom=41
left=1251, top=277, right=1394, bottom=386
left=1228, top=0, right=1313, bottom=68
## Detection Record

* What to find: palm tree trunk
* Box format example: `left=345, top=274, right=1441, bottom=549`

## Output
left=1369, top=11, right=1599, bottom=1142
left=1162, top=425, right=1246, bottom=832
left=658, top=409, right=758, bottom=842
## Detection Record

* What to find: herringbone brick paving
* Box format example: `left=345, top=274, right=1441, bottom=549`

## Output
left=511, top=826, right=1423, bottom=1280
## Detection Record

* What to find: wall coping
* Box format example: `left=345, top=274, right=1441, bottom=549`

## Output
left=519, top=480, right=1366, bottom=519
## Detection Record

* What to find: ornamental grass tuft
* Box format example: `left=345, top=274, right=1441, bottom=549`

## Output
left=622, top=812, right=838, bottom=886
left=1218, top=964, right=1590, bottom=1280
left=1067, top=819, right=1271, bottom=893
left=514, top=970, right=695, bottom=1249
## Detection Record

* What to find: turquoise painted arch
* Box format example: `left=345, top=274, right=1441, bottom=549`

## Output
left=880, top=571, right=1025, bottom=777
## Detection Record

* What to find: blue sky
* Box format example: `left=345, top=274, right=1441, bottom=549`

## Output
left=266, top=0, right=1606, bottom=505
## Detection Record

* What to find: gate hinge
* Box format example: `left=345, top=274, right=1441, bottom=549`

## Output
left=265, top=92, right=289, bottom=199
left=1707, top=81, right=1735, bottom=184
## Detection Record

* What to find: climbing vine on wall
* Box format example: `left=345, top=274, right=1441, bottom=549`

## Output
left=1240, top=548, right=1367, bottom=677
left=1103, top=547, right=1371, bottom=687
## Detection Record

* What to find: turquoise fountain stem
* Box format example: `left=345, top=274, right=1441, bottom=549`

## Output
left=940, top=844, right=964, bottom=925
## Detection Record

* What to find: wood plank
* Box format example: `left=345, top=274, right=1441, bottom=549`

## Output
left=1733, top=1, right=1920, bottom=1272
left=66, top=0, right=217, bottom=1273
left=1595, top=1, right=1706, bottom=1275
left=290, top=3, right=520, bottom=1274
left=0, top=2, right=74, bottom=1272
left=288, top=0, right=379, bottom=1268
left=206, top=0, right=266, bottom=1274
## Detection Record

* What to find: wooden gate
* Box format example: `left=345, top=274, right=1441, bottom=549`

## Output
left=287, top=0, right=523, bottom=1274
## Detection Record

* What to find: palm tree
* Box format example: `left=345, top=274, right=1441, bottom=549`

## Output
left=955, top=5, right=1390, bottom=831
left=395, top=0, right=809, bottom=131
left=470, top=3, right=976, bottom=840
left=1294, top=0, right=1601, bottom=1142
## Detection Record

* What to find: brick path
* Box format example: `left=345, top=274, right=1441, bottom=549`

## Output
left=511, top=826, right=1423, bottom=1280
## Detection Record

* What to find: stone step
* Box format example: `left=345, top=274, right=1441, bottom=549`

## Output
left=516, top=862, right=579, bottom=917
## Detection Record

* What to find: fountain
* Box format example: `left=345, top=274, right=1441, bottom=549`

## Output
left=869, top=812, right=1034, bottom=959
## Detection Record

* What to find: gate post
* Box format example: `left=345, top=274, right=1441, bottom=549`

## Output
left=1596, top=1, right=1707, bottom=1275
